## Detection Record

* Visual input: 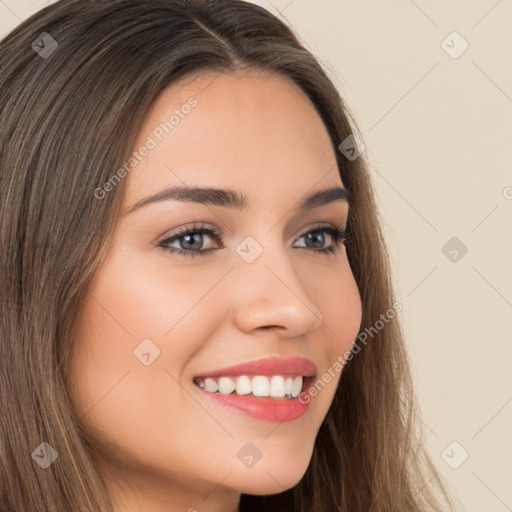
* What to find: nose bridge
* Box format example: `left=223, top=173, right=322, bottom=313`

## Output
left=232, top=232, right=323, bottom=335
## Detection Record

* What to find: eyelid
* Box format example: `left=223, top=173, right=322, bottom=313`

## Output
left=158, top=221, right=346, bottom=242
left=156, top=221, right=220, bottom=243
left=295, top=221, right=347, bottom=239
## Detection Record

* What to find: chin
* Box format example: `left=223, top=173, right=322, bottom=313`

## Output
left=228, top=452, right=311, bottom=495
left=234, top=475, right=302, bottom=496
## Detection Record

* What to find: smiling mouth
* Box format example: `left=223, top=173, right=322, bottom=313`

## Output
left=193, top=374, right=313, bottom=400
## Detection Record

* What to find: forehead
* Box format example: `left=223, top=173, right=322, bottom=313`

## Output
left=123, top=69, right=343, bottom=209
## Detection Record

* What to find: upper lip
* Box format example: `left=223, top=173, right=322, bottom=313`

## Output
left=195, top=357, right=317, bottom=379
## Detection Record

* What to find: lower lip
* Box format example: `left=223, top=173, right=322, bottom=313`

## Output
left=193, top=377, right=314, bottom=423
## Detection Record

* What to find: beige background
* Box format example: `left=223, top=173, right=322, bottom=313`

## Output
left=1, top=1, right=511, bottom=510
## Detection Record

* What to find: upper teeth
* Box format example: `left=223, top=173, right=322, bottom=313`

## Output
left=193, top=375, right=304, bottom=398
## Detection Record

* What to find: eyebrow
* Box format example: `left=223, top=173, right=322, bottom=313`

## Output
left=124, top=184, right=350, bottom=215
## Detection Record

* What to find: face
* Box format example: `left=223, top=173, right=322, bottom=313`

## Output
left=67, top=70, right=362, bottom=511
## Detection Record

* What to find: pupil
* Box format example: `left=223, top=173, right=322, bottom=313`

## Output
left=306, top=232, right=324, bottom=248
left=182, top=233, right=203, bottom=250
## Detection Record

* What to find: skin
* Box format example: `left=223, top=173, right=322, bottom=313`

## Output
left=67, top=69, right=362, bottom=512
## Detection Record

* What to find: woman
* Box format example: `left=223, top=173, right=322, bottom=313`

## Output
left=0, top=1, right=454, bottom=510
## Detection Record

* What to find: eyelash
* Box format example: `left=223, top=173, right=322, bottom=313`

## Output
left=156, top=221, right=350, bottom=258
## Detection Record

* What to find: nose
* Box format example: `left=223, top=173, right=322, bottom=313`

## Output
left=231, top=240, right=324, bottom=338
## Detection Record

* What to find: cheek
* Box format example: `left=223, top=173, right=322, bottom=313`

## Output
left=65, top=257, right=228, bottom=472
left=66, top=248, right=232, bottom=412
left=312, top=258, right=362, bottom=351
left=78, top=249, right=225, bottom=351
left=303, top=259, right=362, bottom=406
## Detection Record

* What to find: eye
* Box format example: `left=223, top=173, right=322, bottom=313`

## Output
left=157, top=222, right=222, bottom=258
left=293, top=224, right=349, bottom=255
left=157, top=222, right=349, bottom=257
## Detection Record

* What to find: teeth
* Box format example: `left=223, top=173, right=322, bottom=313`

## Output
left=252, top=375, right=270, bottom=396
left=285, top=377, right=293, bottom=395
left=218, top=377, right=236, bottom=395
left=204, top=378, right=218, bottom=393
left=269, top=375, right=285, bottom=398
left=291, top=376, right=303, bottom=397
left=194, top=375, right=304, bottom=399
left=235, top=376, right=252, bottom=395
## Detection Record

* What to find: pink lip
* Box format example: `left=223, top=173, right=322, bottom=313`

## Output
left=192, top=357, right=317, bottom=423
left=194, top=356, right=317, bottom=378
left=194, top=376, right=315, bottom=423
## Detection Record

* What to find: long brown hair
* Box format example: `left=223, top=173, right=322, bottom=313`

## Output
left=0, top=1, right=454, bottom=510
